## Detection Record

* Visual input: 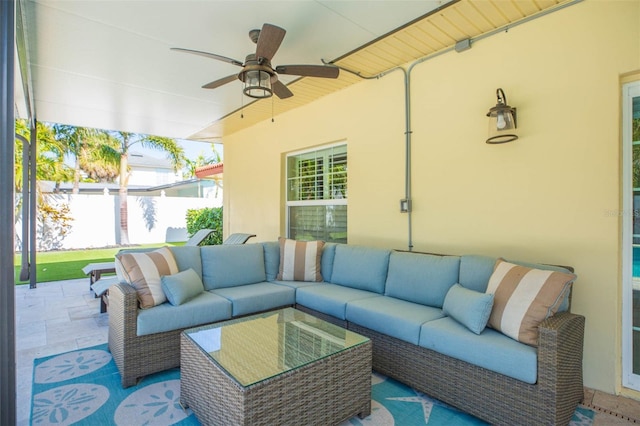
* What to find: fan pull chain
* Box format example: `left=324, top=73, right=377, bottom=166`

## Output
left=271, top=96, right=275, bottom=123
left=240, top=91, right=244, bottom=119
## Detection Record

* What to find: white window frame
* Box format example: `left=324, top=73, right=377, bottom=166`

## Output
left=622, top=81, right=640, bottom=390
left=285, top=142, right=347, bottom=241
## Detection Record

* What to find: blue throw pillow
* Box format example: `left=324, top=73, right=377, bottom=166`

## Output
left=442, top=283, right=494, bottom=335
left=161, top=268, right=204, bottom=306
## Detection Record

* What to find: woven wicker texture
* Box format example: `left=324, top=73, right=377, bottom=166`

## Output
left=340, top=310, right=585, bottom=426
left=180, top=321, right=372, bottom=425
left=109, top=282, right=585, bottom=426
left=109, top=283, right=186, bottom=387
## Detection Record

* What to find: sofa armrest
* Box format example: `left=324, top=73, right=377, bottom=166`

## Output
left=537, top=311, right=585, bottom=404
left=108, top=283, right=140, bottom=346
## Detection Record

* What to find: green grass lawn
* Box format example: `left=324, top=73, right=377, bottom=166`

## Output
left=14, top=243, right=183, bottom=284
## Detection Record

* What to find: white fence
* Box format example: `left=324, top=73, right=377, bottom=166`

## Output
left=18, top=193, right=220, bottom=250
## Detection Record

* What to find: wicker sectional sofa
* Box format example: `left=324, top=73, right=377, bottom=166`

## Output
left=108, top=241, right=585, bottom=426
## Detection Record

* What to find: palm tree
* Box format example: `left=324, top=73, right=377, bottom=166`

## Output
left=77, top=131, right=120, bottom=183
left=100, top=132, right=185, bottom=245
left=182, top=143, right=221, bottom=179
left=14, top=120, right=75, bottom=250
left=52, top=125, right=112, bottom=193
left=15, top=120, right=73, bottom=193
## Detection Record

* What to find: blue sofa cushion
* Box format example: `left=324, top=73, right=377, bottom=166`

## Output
left=346, top=296, right=445, bottom=345
left=212, top=282, right=295, bottom=317
left=296, top=284, right=379, bottom=320
left=169, top=246, right=203, bottom=278
left=419, top=317, right=538, bottom=384
left=459, top=255, right=496, bottom=293
left=263, top=241, right=280, bottom=281
left=442, top=284, right=494, bottom=334
left=201, top=244, right=266, bottom=290
left=161, top=268, right=204, bottom=306
left=330, top=245, right=391, bottom=293
left=320, top=243, right=337, bottom=283
left=273, top=280, right=323, bottom=290
left=137, top=291, right=232, bottom=336
left=384, top=252, right=460, bottom=308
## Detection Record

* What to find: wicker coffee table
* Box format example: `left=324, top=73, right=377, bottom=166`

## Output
left=180, top=307, right=372, bottom=425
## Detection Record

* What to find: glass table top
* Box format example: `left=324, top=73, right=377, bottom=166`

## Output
left=184, top=308, right=369, bottom=387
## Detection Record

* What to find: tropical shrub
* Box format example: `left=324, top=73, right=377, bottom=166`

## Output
left=186, top=207, right=222, bottom=245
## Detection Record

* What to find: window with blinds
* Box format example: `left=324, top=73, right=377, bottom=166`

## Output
left=286, top=144, right=347, bottom=243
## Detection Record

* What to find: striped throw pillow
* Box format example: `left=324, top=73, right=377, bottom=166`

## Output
left=486, top=259, right=576, bottom=346
left=277, top=237, right=324, bottom=282
left=117, top=247, right=179, bottom=309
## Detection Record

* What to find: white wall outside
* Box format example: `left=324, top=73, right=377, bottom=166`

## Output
left=43, top=193, right=219, bottom=249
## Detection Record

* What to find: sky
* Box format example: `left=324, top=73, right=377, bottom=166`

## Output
left=176, top=139, right=223, bottom=162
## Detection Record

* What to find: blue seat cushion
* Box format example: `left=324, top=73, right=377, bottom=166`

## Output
left=384, top=252, right=460, bottom=308
left=296, top=284, right=379, bottom=320
left=201, top=244, right=266, bottom=290
left=346, top=296, right=445, bottom=345
left=419, top=317, right=538, bottom=384
left=212, top=282, right=295, bottom=317
left=330, top=245, right=391, bottom=293
left=137, top=291, right=232, bottom=336
left=273, top=280, right=323, bottom=291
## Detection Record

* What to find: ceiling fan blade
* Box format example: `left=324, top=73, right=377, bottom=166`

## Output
left=275, top=64, right=339, bottom=79
left=170, top=48, right=243, bottom=67
left=255, top=24, right=286, bottom=62
left=202, top=74, right=238, bottom=89
left=272, top=80, right=294, bottom=99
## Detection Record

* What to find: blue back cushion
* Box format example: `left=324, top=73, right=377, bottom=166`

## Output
left=385, top=252, right=460, bottom=308
left=459, top=255, right=496, bottom=293
left=201, top=244, right=266, bottom=290
left=321, top=243, right=337, bottom=282
left=262, top=241, right=280, bottom=281
left=169, top=246, right=203, bottom=277
left=330, top=245, right=391, bottom=293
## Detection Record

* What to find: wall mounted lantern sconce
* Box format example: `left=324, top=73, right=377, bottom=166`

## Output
left=486, top=88, right=518, bottom=144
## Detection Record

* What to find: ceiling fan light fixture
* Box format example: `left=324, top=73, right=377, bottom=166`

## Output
left=173, top=23, right=339, bottom=100
left=243, top=68, right=273, bottom=99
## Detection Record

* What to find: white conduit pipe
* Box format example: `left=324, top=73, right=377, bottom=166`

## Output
left=323, top=0, right=583, bottom=252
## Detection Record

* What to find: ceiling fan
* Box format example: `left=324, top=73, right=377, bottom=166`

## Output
left=171, top=23, right=340, bottom=100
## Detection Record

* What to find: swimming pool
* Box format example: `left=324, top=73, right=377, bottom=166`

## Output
left=634, top=246, right=640, bottom=277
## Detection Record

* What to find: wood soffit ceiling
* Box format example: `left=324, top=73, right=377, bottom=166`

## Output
left=190, top=0, right=575, bottom=142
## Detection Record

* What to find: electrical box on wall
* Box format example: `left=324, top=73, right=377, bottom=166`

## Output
left=400, top=199, right=412, bottom=213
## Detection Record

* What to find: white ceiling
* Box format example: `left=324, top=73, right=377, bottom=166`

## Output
left=17, top=0, right=452, bottom=140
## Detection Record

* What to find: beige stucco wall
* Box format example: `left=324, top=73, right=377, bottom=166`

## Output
left=223, top=0, right=640, bottom=395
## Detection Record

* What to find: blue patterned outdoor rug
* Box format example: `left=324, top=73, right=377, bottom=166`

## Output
left=31, top=344, right=594, bottom=425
